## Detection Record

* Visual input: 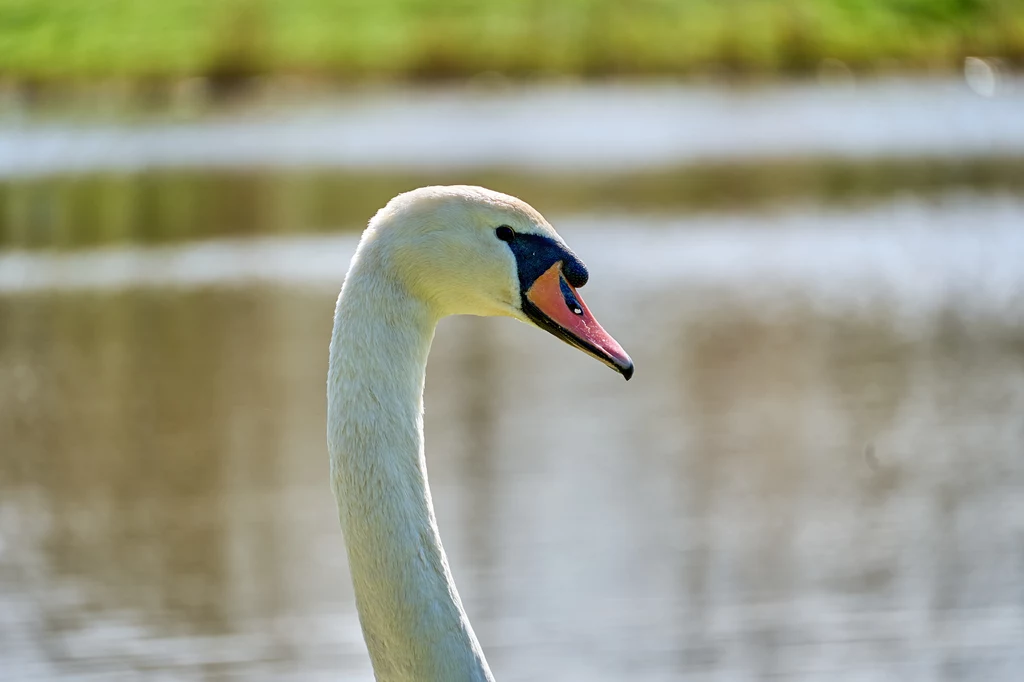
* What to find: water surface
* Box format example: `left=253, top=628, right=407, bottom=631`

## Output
left=3, top=80, right=1024, bottom=178
left=2, top=197, right=1023, bottom=681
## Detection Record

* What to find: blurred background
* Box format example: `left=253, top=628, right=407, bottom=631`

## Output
left=2, top=1, right=1024, bottom=680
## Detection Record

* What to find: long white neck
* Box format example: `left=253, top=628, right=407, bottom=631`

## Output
left=326, top=246, right=495, bottom=682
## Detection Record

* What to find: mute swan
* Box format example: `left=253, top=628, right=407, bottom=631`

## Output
left=327, top=186, right=632, bottom=681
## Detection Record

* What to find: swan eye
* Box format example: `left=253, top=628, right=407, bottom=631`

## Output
left=495, top=225, right=515, bottom=243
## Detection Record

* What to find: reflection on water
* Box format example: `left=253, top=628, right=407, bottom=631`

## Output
left=2, top=204, right=1024, bottom=681
left=3, top=159, right=1024, bottom=250
left=3, top=78, right=1024, bottom=251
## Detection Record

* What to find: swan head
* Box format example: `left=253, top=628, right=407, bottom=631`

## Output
left=360, top=185, right=633, bottom=380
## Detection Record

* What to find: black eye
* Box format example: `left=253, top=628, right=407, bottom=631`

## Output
left=495, top=225, right=515, bottom=243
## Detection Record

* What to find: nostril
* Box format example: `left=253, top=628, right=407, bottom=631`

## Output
left=562, top=257, right=589, bottom=288
left=559, top=276, right=585, bottom=315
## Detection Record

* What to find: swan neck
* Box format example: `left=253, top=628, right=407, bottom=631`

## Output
left=327, top=262, right=494, bottom=682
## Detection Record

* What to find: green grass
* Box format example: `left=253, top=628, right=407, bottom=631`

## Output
left=0, top=0, right=1022, bottom=82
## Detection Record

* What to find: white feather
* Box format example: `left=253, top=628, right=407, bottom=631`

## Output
left=327, top=186, right=570, bottom=682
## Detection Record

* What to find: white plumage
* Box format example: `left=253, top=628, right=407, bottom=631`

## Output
left=327, top=186, right=630, bottom=681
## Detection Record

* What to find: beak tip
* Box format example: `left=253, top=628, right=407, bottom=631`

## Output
left=620, top=360, right=634, bottom=381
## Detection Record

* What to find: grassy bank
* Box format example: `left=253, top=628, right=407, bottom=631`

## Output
left=1, top=0, right=1022, bottom=84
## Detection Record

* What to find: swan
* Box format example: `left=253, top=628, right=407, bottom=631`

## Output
left=327, top=185, right=633, bottom=681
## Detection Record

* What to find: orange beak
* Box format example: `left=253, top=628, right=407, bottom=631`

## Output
left=523, top=263, right=633, bottom=380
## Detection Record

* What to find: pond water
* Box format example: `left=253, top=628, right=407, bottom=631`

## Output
left=2, top=79, right=1024, bottom=680
left=3, top=192, right=1024, bottom=681
left=3, top=79, right=1024, bottom=177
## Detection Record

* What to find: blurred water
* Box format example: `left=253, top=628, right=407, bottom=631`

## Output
left=2, top=80, right=1024, bottom=178
left=5, top=158, right=1024, bottom=251
left=3, top=79, right=1024, bottom=253
left=2, top=195, right=1023, bottom=681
